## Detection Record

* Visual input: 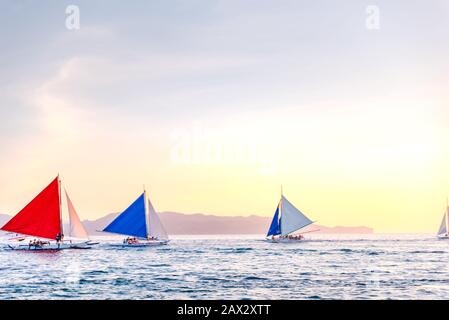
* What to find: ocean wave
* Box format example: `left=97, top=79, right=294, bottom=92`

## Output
left=2, top=235, right=449, bottom=299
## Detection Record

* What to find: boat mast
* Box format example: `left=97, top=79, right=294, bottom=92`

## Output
left=280, top=185, right=283, bottom=236
left=144, top=186, right=150, bottom=239
left=58, top=174, right=63, bottom=237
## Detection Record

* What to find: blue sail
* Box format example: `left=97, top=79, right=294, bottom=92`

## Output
left=266, top=206, right=281, bottom=237
left=103, top=193, right=147, bottom=238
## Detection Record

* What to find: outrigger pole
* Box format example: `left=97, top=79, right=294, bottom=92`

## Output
left=299, top=229, right=320, bottom=235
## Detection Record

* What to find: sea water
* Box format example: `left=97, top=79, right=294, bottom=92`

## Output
left=0, top=234, right=448, bottom=300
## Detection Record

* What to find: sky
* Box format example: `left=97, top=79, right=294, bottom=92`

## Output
left=0, top=0, right=448, bottom=233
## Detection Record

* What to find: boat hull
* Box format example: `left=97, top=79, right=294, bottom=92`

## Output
left=7, top=243, right=73, bottom=251
left=437, top=235, right=449, bottom=240
left=6, top=240, right=97, bottom=250
left=265, top=238, right=305, bottom=243
left=113, top=239, right=170, bottom=247
left=69, top=241, right=95, bottom=249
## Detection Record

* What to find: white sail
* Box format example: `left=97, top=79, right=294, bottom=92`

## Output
left=438, top=213, right=447, bottom=235
left=280, top=196, right=313, bottom=236
left=447, top=208, right=449, bottom=235
left=147, top=198, right=169, bottom=240
left=65, top=191, right=89, bottom=240
left=439, top=208, right=449, bottom=236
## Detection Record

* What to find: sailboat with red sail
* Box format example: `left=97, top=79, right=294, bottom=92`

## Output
left=1, top=176, right=95, bottom=250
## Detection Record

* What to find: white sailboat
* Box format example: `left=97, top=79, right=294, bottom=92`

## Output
left=266, top=189, right=316, bottom=242
left=437, top=200, right=449, bottom=239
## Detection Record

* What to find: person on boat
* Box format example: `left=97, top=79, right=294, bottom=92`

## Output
left=125, top=237, right=138, bottom=244
left=294, top=235, right=303, bottom=241
left=32, top=240, right=43, bottom=248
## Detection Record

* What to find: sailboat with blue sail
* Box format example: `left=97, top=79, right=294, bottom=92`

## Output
left=266, top=189, right=317, bottom=242
left=102, top=189, right=169, bottom=246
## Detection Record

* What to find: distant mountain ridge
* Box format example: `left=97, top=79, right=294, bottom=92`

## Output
left=0, top=214, right=9, bottom=227
left=0, top=212, right=373, bottom=235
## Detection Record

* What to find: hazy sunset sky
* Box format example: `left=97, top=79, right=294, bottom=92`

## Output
left=0, top=0, right=448, bottom=232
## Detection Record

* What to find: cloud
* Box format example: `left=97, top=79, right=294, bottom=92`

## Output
left=32, top=62, right=88, bottom=141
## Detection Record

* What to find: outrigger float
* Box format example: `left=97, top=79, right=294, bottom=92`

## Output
left=266, top=188, right=317, bottom=242
left=102, top=188, right=169, bottom=247
left=1, top=176, right=97, bottom=250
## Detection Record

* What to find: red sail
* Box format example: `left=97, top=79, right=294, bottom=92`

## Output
left=1, top=177, right=61, bottom=240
